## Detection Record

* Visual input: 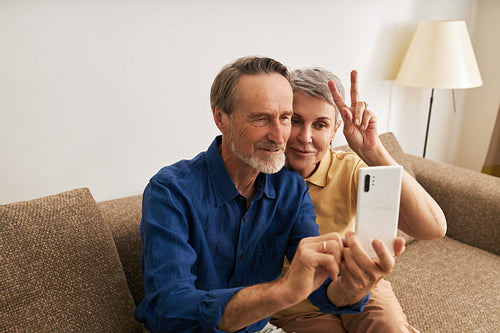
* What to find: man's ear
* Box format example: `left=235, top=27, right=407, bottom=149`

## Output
left=212, top=107, right=227, bottom=134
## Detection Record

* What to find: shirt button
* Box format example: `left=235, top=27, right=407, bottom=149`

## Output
left=242, top=217, right=248, bottom=222
left=240, top=253, right=246, bottom=259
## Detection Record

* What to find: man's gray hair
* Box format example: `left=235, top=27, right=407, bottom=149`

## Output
left=291, top=67, right=345, bottom=121
left=210, top=56, right=292, bottom=116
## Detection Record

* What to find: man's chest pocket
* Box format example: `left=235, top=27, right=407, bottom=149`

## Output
left=255, top=233, right=289, bottom=283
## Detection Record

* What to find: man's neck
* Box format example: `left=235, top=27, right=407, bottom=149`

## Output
left=219, top=140, right=259, bottom=203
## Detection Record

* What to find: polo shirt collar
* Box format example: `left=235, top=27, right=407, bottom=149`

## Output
left=206, top=136, right=276, bottom=207
left=305, top=148, right=332, bottom=188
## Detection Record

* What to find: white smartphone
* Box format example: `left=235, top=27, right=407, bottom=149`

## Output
left=355, top=165, right=403, bottom=258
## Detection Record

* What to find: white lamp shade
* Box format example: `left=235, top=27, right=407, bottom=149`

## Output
left=396, top=20, right=483, bottom=89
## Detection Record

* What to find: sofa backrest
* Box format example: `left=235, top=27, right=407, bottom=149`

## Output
left=0, top=188, right=143, bottom=332
left=98, top=194, right=144, bottom=306
left=406, top=154, right=500, bottom=255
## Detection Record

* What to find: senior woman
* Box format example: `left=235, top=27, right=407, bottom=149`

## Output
left=271, top=68, right=447, bottom=333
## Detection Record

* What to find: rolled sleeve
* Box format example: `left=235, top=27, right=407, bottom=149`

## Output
left=136, top=287, right=243, bottom=332
left=308, top=278, right=370, bottom=314
left=199, top=289, right=243, bottom=331
left=200, top=290, right=271, bottom=332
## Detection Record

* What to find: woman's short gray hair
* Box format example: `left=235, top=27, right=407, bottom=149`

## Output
left=291, top=67, right=345, bottom=121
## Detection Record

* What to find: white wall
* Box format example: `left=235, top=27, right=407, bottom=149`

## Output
left=459, top=0, right=500, bottom=171
left=1, top=0, right=495, bottom=204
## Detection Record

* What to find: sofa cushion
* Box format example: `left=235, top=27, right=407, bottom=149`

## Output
left=0, top=188, right=143, bottom=332
left=98, top=194, right=144, bottom=306
left=387, top=237, right=500, bottom=332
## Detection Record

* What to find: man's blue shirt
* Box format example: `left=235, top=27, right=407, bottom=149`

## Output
left=135, top=136, right=368, bottom=332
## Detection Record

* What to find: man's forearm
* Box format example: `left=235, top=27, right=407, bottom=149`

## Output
left=218, top=279, right=293, bottom=332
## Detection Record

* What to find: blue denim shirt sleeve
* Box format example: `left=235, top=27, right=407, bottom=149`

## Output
left=308, top=278, right=370, bottom=314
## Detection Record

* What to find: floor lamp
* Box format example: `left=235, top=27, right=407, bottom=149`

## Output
left=395, top=20, right=482, bottom=158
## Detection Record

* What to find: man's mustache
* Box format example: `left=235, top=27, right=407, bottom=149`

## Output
left=255, top=142, right=286, bottom=150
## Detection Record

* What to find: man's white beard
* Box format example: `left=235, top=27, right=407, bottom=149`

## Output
left=228, top=128, right=285, bottom=174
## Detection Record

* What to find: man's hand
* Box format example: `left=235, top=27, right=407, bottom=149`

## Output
left=327, top=231, right=405, bottom=307
left=219, top=232, right=344, bottom=332
left=279, top=232, right=344, bottom=306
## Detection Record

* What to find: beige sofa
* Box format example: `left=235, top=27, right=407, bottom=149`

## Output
left=1, top=133, right=499, bottom=332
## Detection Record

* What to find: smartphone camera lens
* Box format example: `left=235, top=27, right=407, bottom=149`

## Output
left=364, top=174, right=370, bottom=192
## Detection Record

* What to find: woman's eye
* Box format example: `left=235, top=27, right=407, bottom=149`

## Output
left=315, top=123, right=327, bottom=129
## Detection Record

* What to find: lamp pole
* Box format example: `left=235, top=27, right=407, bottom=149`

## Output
left=423, top=88, right=434, bottom=158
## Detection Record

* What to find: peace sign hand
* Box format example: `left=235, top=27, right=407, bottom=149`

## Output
left=328, top=70, right=383, bottom=160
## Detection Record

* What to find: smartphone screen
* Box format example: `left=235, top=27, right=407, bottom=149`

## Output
left=355, top=165, right=402, bottom=258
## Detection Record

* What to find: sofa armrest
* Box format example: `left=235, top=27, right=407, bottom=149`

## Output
left=406, top=154, right=500, bottom=255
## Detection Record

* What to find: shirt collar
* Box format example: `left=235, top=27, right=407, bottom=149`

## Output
left=206, top=136, right=276, bottom=207
left=305, top=148, right=332, bottom=188
left=254, top=172, right=276, bottom=201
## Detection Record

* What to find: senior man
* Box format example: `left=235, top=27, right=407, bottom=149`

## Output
left=135, top=56, right=372, bottom=333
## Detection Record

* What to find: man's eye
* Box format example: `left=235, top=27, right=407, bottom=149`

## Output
left=291, top=118, right=301, bottom=125
left=253, top=118, right=268, bottom=126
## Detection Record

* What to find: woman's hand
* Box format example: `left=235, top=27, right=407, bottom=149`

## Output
left=327, top=231, right=405, bottom=307
left=328, top=70, right=384, bottom=161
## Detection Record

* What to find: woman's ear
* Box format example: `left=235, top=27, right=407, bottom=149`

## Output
left=334, top=119, right=342, bottom=133
left=329, top=119, right=342, bottom=148
left=331, top=119, right=342, bottom=139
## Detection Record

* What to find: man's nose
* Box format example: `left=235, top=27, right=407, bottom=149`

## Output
left=267, top=118, right=289, bottom=145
